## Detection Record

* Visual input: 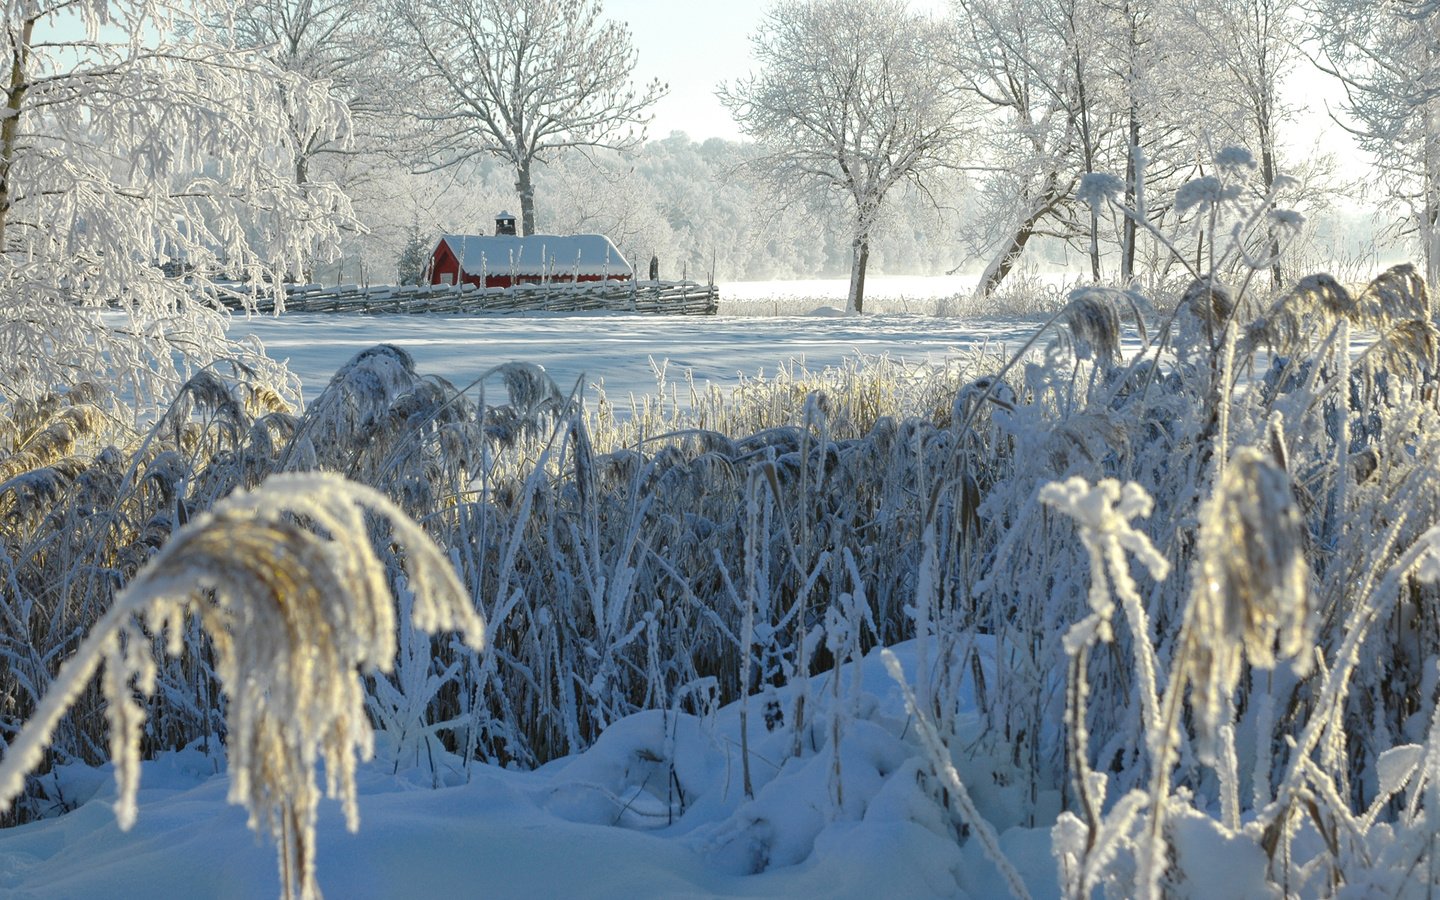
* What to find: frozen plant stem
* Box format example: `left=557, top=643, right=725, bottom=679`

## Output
left=741, top=467, right=762, bottom=799
left=1040, top=478, right=1169, bottom=898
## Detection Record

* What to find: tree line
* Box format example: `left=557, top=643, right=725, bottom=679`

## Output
left=720, top=0, right=1440, bottom=310
left=224, top=0, right=1437, bottom=313
left=0, top=0, right=1425, bottom=348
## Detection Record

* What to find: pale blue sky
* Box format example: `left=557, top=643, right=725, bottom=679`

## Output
left=603, top=0, right=778, bottom=141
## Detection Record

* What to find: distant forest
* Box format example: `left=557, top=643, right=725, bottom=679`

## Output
left=328, top=133, right=951, bottom=285
left=329, top=131, right=1389, bottom=287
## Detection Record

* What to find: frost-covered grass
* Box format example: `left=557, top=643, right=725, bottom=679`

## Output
left=4, top=261, right=1440, bottom=897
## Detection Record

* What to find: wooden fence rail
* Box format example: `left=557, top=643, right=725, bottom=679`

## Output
left=212, top=280, right=720, bottom=317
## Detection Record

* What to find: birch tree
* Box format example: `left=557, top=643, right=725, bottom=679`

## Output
left=0, top=0, right=352, bottom=416
left=719, top=0, right=967, bottom=314
left=397, top=0, right=664, bottom=237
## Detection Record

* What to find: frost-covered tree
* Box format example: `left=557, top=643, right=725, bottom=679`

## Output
left=1175, top=0, right=1304, bottom=287
left=224, top=0, right=394, bottom=189
left=0, top=0, right=352, bottom=415
left=951, top=0, right=1105, bottom=299
left=222, top=0, right=407, bottom=284
left=540, top=161, right=680, bottom=272
left=1310, top=0, right=1440, bottom=296
left=951, top=0, right=1297, bottom=295
left=395, top=224, right=432, bottom=284
left=397, top=0, right=665, bottom=237
left=1092, top=0, right=1199, bottom=284
left=719, top=0, right=967, bottom=313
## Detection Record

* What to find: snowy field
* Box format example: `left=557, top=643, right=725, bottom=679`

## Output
left=230, top=312, right=1038, bottom=406
left=226, top=275, right=1028, bottom=405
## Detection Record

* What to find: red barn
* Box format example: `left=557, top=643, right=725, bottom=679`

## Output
left=429, top=232, right=633, bottom=289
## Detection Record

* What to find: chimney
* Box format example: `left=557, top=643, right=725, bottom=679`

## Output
left=495, top=211, right=517, bottom=236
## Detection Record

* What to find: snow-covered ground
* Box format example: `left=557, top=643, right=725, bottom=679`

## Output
left=0, top=643, right=1055, bottom=900
left=230, top=311, right=1041, bottom=405
left=226, top=274, right=1058, bottom=403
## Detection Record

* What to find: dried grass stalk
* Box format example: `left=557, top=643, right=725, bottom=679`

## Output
left=1190, top=447, right=1312, bottom=761
left=0, top=471, right=484, bottom=900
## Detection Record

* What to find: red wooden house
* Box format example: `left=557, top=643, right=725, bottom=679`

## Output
left=429, top=214, right=633, bottom=289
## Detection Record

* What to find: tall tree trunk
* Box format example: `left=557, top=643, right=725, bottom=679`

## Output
left=1066, top=3, right=1100, bottom=283
left=848, top=235, right=870, bottom=314
left=978, top=175, right=1059, bottom=300
left=0, top=17, right=34, bottom=246
left=1088, top=210, right=1101, bottom=284
left=516, top=158, right=537, bottom=237
left=1260, top=140, right=1283, bottom=289
left=1120, top=0, right=1142, bottom=285
left=1425, top=85, right=1440, bottom=311
left=1425, top=144, right=1440, bottom=313
left=1428, top=198, right=1440, bottom=317
left=1122, top=107, right=1141, bottom=283
left=295, top=153, right=313, bottom=284
left=1255, top=10, right=1283, bottom=290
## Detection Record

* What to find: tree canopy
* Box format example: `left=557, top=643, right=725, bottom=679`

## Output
left=0, top=0, right=352, bottom=413
left=720, top=0, right=967, bottom=312
left=398, top=0, right=666, bottom=237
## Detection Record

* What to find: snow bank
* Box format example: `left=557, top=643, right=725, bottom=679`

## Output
left=0, top=643, right=1057, bottom=899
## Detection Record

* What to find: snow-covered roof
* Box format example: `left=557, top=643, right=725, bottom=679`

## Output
left=439, top=234, right=632, bottom=277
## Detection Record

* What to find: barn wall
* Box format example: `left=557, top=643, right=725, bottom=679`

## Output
left=429, top=243, right=461, bottom=286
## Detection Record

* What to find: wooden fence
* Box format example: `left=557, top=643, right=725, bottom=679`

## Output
left=213, top=279, right=720, bottom=316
